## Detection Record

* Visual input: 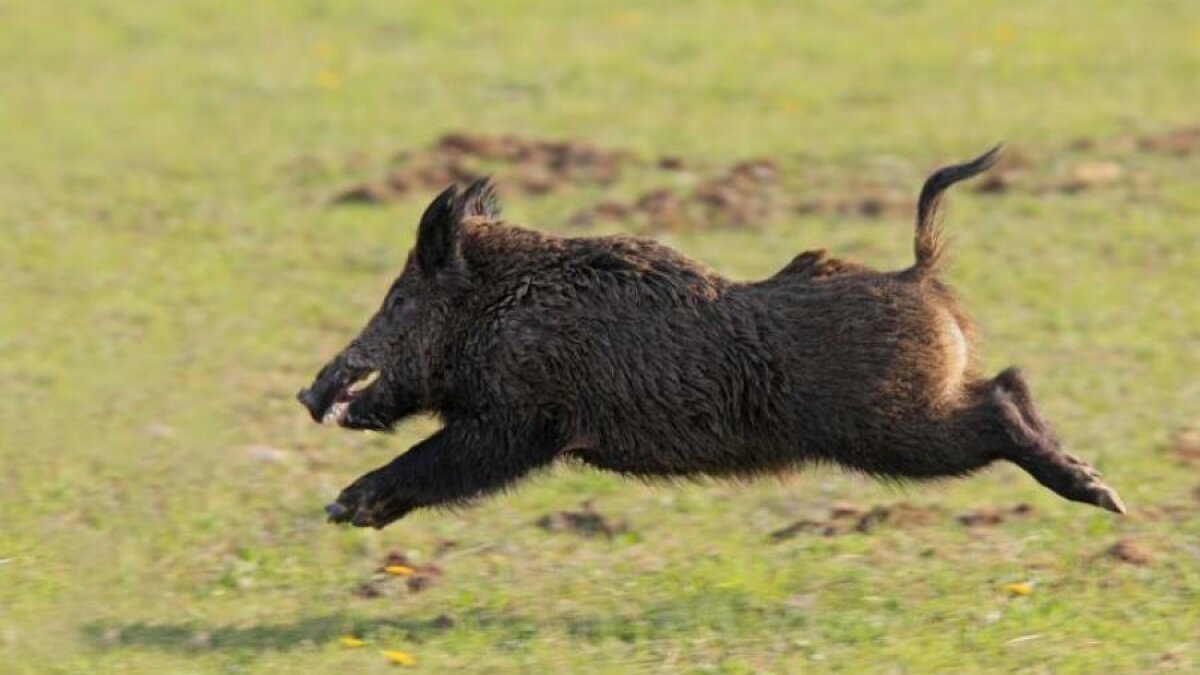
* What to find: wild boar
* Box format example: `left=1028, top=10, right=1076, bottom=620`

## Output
left=298, top=147, right=1124, bottom=529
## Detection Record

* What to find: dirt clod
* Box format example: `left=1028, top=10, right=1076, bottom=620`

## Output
left=1106, top=538, right=1154, bottom=566
left=323, top=128, right=1189, bottom=233
left=957, top=503, right=1035, bottom=527
left=331, top=133, right=633, bottom=206
left=536, top=501, right=627, bottom=539
left=433, top=539, right=459, bottom=557
left=382, top=550, right=411, bottom=568
left=974, top=170, right=1025, bottom=194
left=1066, top=137, right=1096, bottom=151
left=331, top=182, right=396, bottom=205
left=1135, top=504, right=1191, bottom=522
left=1168, top=426, right=1200, bottom=464
left=1061, top=161, right=1123, bottom=192
left=406, top=563, right=443, bottom=593
left=1138, top=126, right=1200, bottom=156
left=768, top=519, right=829, bottom=541
left=354, top=551, right=449, bottom=596
left=353, top=581, right=384, bottom=599
left=855, top=503, right=940, bottom=533
left=769, top=502, right=941, bottom=540
left=692, top=159, right=780, bottom=226
left=795, top=188, right=909, bottom=219
left=829, top=501, right=866, bottom=520
left=567, top=157, right=788, bottom=232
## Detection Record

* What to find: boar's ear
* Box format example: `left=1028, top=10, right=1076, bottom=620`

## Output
left=415, top=178, right=501, bottom=276
left=459, top=177, right=501, bottom=219
left=415, top=184, right=464, bottom=276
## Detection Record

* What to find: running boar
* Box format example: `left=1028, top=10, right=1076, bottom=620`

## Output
left=298, top=147, right=1125, bottom=529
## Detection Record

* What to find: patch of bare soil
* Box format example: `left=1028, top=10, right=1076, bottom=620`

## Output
left=404, top=563, right=443, bottom=593
left=326, top=132, right=916, bottom=231
left=1138, top=126, right=1200, bottom=156
left=972, top=149, right=1034, bottom=194
left=971, top=125, right=1200, bottom=197
left=331, top=133, right=633, bottom=205
left=768, top=501, right=942, bottom=541
left=1060, top=161, right=1124, bottom=193
left=694, top=159, right=782, bottom=226
left=433, top=539, right=458, bottom=557
left=536, top=501, right=628, bottom=539
left=320, top=123, right=1198, bottom=232
left=956, top=503, right=1035, bottom=527
left=856, top=502, right=943, bottom=532
left=1134, top=503, right=1193, bottom=523
left=381, top=550, right=411, bottom=568
left=330, top=181, right=400, bottom=205
left=567, top=158, right=787, bottom=231
left=969, top=151, right=1130, bottom=196
left=794, top=186, right=910, bottom=219
left=353, top=581, right=385, bottom=599
left=1168, top=426, right=1200, bottom=464
left=1104, top=538, right=1155, bottom=566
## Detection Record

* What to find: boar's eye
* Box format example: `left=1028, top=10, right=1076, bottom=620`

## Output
left=384, top=292, right=404, bottom=313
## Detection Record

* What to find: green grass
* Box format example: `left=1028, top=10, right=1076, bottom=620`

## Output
left=2, top=1, right=1198, bottom=672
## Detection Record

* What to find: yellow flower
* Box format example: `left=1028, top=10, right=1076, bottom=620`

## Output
left=607, top=10, right=641, bottom=28
left=993, top=25, right=1014, bottom=47
left=316, top=68, right=341, bottom=91
left=384, top=565, right=415, bottom=577
left=381, top=649, right=416, bottom=666
left=781, top=98, right=806, bottom=115
left=1004, top=581, right=1033, bottom=596
left=312, top=41, right=336, bottom=61
left=339, top=636, right=366, bottom=648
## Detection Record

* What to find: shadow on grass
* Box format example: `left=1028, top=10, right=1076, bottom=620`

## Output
left=82, top=613, right=458, bottom=653
left=82, top=589, right=801, bottom=655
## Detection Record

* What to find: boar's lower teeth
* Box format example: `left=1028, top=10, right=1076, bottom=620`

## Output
left=323, top=400, right=350, bottom=425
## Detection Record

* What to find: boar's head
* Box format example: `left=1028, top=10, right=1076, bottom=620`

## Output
left=296, top=179, right=497, bottom=430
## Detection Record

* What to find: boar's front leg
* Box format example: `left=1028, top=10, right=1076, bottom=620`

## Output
left=325, top=418, right=562, bottom=529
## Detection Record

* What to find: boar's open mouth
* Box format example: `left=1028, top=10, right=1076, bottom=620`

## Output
left=320, top=370, right=379, bottom=424
left=297, top=363, right=380, bottom=425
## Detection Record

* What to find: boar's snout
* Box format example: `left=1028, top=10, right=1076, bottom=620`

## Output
left=296, top=384, right=328, bottom=423
left=297, top=356, right=371, bottom=423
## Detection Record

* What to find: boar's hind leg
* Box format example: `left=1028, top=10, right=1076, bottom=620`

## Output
left=989, top=368, right=1126, bottom=514
left=325, top=418, right=563, bottom=529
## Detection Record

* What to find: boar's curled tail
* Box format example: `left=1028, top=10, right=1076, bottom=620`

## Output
left=908, top=145, right=1002, bottom=279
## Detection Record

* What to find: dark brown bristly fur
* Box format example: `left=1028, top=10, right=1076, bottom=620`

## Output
left=298, top=150, right=1125, bottom=530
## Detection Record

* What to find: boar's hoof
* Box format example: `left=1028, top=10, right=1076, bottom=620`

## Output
left=1089, top=483, right=1127, bottom=515
left=324, top=501, right=351, bottom=521
left=1056, top=452, right=1127, bottom=515
left=325, top=476, right=414, bottom=529
left=325, top=498, right=391, bottom=528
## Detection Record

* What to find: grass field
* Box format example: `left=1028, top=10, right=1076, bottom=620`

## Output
left=2, top=1, right=1198, bottom=672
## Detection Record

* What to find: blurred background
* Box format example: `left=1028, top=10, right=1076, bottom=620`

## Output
left=1, top=1, right=1197, bottom=672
